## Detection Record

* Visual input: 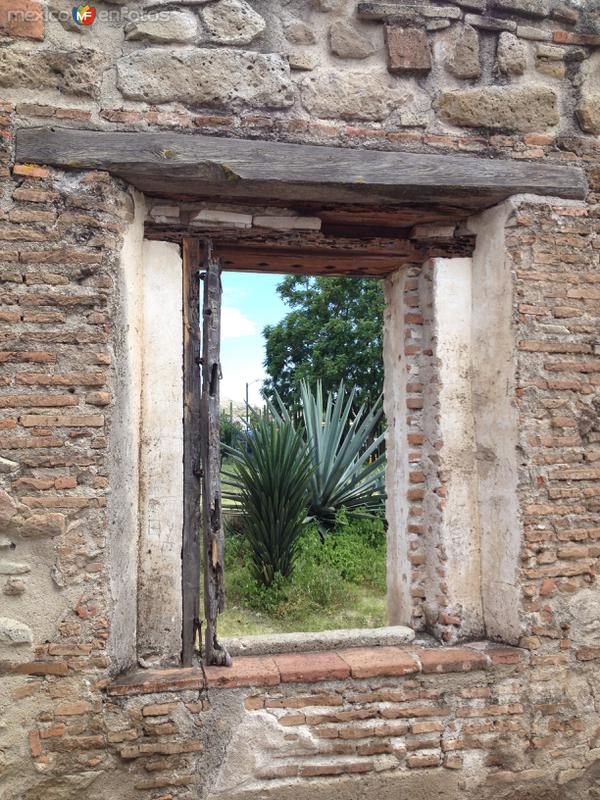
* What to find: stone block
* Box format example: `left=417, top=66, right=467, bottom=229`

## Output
left=301, top=69, right=403, bottom=121
left=454, top=0, right=486, bottom=8
left=385, top=26, right=432, bottom=74
left=287, top=53, right=318, bottom=71
left=465, top=13, right=517, bottom=31
left=14, top=512, right=66, bottom=539
left=201, top=0, right=265, bottom=45
left=427, top=19, right=451, bottom=30
left=0, top=617, right=33, bottom=646
left=516, top=24, right=552, bottom=40
left=0, top=48, right=106, bottom=98
left=253, top=216, right=322, bottom=231
left=436, top=86, right=559, bottom=131
left=0, top=457, right=18, bottom=474
left=150, top=205, right=180, bottom=219
left=358, top=3, right=461, bottom=20
left=3, top=578, right=25, bottom=595
left=117, top=49, right=294, bottom=109
left=445, top=25, right=481, bottom=79
left=576, top=98, right=600, bottom=136
left=125, top=10, right=199, bottom=43
left=191, top=209, right=252, bottom=228
left=536, top=44, right=565, bottom=60
left=313, top=0, right=344, bottom=10
left=0, top=562, right=30, bottom=574
left=492, top=0, right=550, bottom=18
left=0, top=489, right=17, bottom=528
left=497, top=32, right=528, bottom=75
left=284, top=19, right=316, bottom=45
left=0, top=0, right=43, bottom=39
left=329, top=20, right=376, bottom=59
left=576, top=55, right=600, bottom=135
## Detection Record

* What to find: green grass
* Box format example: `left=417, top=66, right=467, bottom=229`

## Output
left=218, top=512, right=387, bottom=637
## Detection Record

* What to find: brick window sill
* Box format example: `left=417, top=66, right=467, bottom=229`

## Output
left=107, top=642, right=524, bottom=697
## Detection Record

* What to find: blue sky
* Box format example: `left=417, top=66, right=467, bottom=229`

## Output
left=221, top=272, right=288, bottom=406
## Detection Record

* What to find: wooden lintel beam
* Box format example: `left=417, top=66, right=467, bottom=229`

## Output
left=214, top=245, right=415, bottom=276
left=15, top=128, right=587, bottom=208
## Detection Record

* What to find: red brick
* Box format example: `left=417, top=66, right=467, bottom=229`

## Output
left=12, top=681, right=42, bottom=700
left=274, top=652, right=350, bottom=683
left=411, top=720, right=444, bottom=734
left=553, top=30, right=600, bottom=46
left=14, top=661, right=69, bottom=677
left=339, top=647, right=420, bottom=679
left=29, top=731, right=42, bottom=758
left=20, top=414, right=104, bottom=428
left=0, top=0, right=43, bottom=39
left=385, top=25, right=431, bottom=73
left=0, top=394, right=79, bottom=408
left=12, top=164, right=49, bottom=179
left=418, top=648, right=488, bottom=674
left=299, top=762, right=373, bottom=777
left=120, top=740, right=203, bottom=759
left=206, top=656, right=280, bottom=688
left=407, top=753, right=442, bottom=768
left=55, top=701, right=93, bottom=716
left=142, top=702, right=178, bottom=717
left=17, top=372, right=105, bottom=387
left=0, top=436, right=64, bottom=449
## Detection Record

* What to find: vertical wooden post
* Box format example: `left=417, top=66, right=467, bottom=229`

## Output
left=182, top=238, right=202, bottom=667
left=201, top=243, right=231, bottom=667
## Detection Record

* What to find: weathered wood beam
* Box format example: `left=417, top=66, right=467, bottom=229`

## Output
left=15, top=128, right=587, bottom=208
left=214, top=245, right=416, bottom=276
left=200, top=245, right=231, bottom=668
left=181, top=238, right=202, bottom=667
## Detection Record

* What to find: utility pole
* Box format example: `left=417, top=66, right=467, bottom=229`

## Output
left=245, top=381, right=249, bottom=433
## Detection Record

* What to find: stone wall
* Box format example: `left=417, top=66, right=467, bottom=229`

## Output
left=2, top=0, right=600, bottom=139
left=1, top=0, right=600, bottom=797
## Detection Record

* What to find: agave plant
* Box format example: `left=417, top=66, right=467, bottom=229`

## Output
left=222, top=412, right=312, bottom=587
left=273, top=381, right=386, bottom=536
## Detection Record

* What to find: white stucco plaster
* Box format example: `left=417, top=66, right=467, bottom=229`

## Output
left=432, top=258, right=483, bottom=638
left=468, top=202, right=522, bottom=643
left=136, top=240, right=184, bottom=662
left=107, top=190, right=145, bottom=671
left=383, top=270, right=412, bottom=626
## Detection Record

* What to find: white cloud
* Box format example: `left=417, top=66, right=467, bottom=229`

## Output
left=221, top=306, right=258, bottom=339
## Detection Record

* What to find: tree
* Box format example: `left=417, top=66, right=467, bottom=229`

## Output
left=262, top=276, right=384, bottom=411
left=220, top=410, right=245, bottom=459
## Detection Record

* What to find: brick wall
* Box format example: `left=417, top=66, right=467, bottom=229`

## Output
left=509, top=200, right=600, bottom=663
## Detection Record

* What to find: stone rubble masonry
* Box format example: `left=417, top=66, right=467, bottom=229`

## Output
left=0, top=0, right=596, bottom=133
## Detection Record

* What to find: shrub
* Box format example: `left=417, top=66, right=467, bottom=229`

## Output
left=272, top=381, right=386, bottom=536
left=223, top=514, right=387, bottom=624
left=222, top=413, right=312, bottom=587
